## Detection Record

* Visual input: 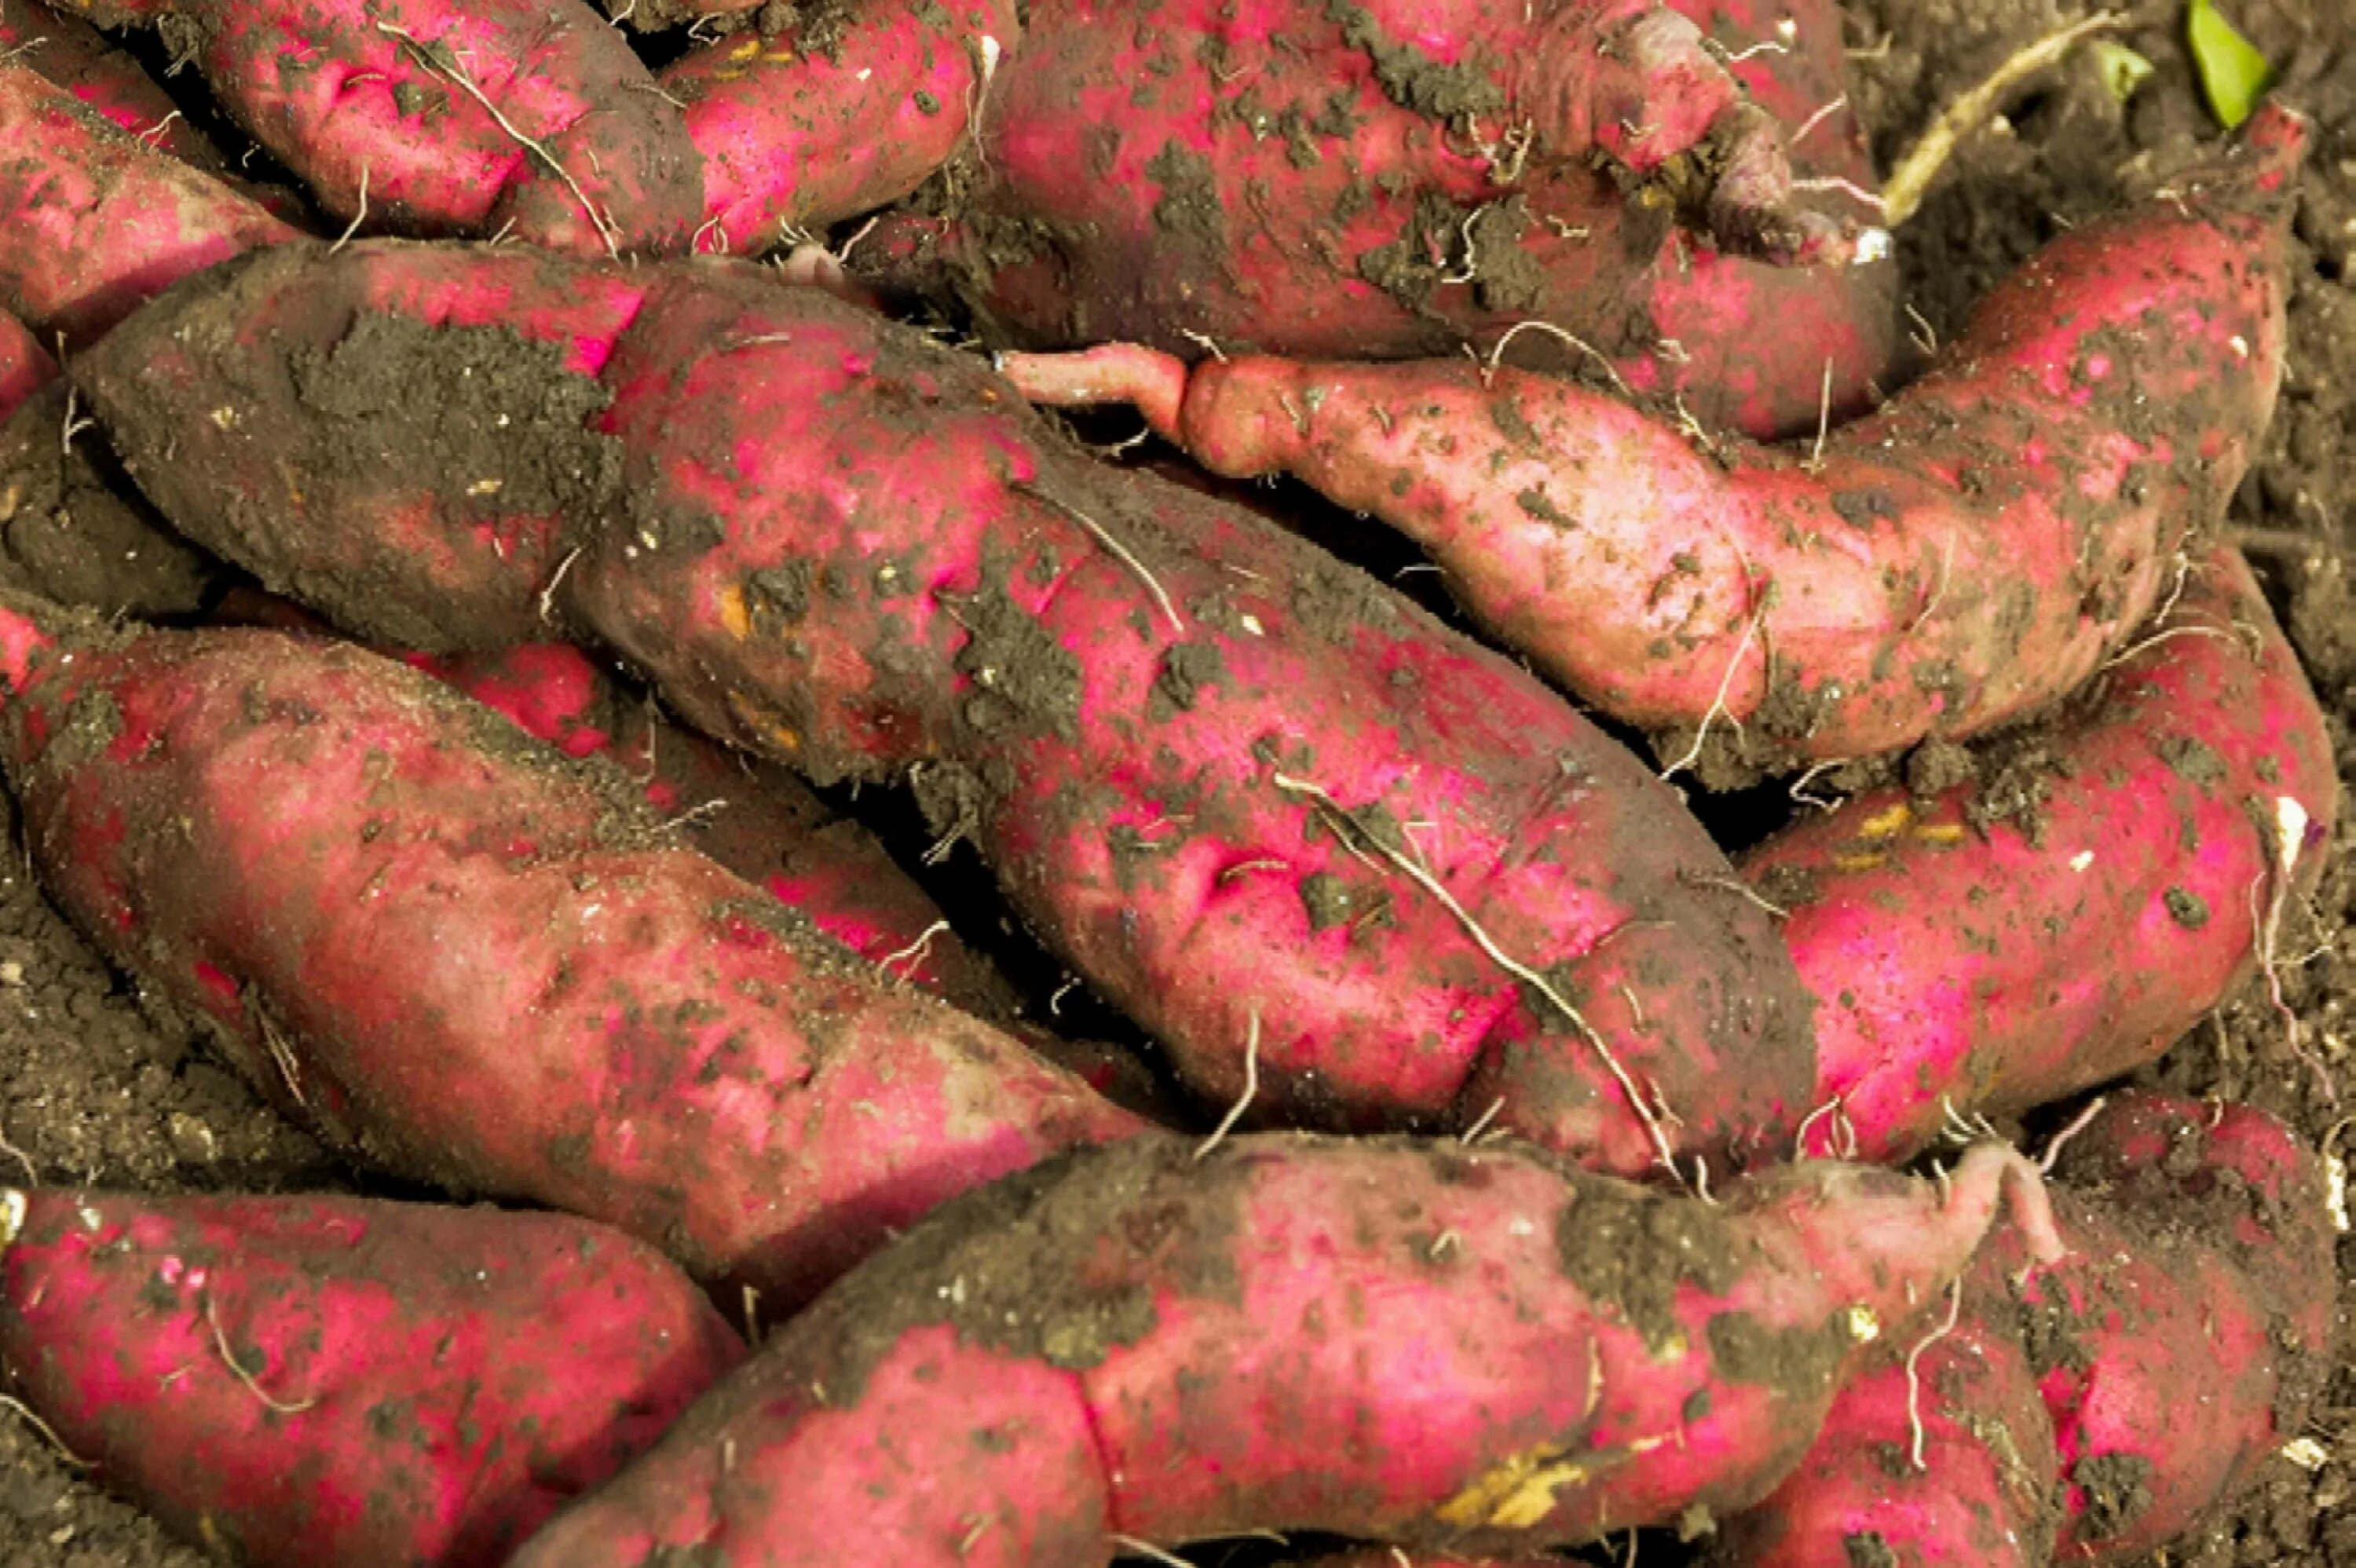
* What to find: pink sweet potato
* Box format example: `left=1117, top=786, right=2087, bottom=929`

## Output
left=54, top=0, right=701, bottom=255
left=0, top=60, right=297, bottom=344
left=851, top=0, right=1892, bottom=438
left=0, top=0, right=226, bottom=169
left=508, top=1133, right=2061, bottom=1566
left=73, top=236, right=1817, bottom=1179
left=1703, top=1294, right=2057, bottom=1568
left=1004, top=105, right=2303, bottom=766
left=664, top=0, right=1016, bottom=252
left=0, top=305, right=50, bottom=424
left=0, top=598, right=1141, bottom=1306
left=0, top=1186, right=744, bottom=1567
left=1751, top=545, right=2336, bottom=1164
left=1710, top=1092, right=2336, bottom=1566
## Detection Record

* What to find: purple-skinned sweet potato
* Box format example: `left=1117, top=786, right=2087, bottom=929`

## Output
left=1001, top=105, right=2303, bottom=766
left=51, top=0, right=701, bottom=255
left=71, top=236, right=1818, bottom=1179
left=0, top=1186, right=745, bottom=1567
left=1752, top=546, right=2335, bottom=1164
left=507, top=1133, right=2062, bottom=1566
left=0, top=598, right=1142, bottom=1307
left=847, top=0, right=1892, bottom=439
left=0, top=61, right=298, bottom=345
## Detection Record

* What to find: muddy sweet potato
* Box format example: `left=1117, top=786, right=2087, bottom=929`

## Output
left=1003, top=104, right=2303, bottom=766
left=0, top=598, right=1141, bottom=1306
left=71, top=236, right=1816, bottom=1180
left=1751, top=545, right=2336, bottom=1164
left=0, top=1186, right=745, bottom=1567
left=0, top=0, right=228, bottom=169
left=52, top=0, right=700, bottom=255
left=662, top=0, right=1015, bottom=253
left=847, top=0, right=1891, bottom=439
left=507, top=1132, right=2061, bottom=1566
left=0, top=61, right=298, bottom=344
left=1706, top=1092, right=2336, bottom=1566
left=0, top=306, right=49, bottom=423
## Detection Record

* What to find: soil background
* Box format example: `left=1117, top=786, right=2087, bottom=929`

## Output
left=2, top=2, right=2354, bottom=1566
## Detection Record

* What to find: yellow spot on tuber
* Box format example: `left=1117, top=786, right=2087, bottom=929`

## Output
left=1858, top=802, right=1914, bottom=839
left=1436, top=1445, right=1595, bottom=1530
left=718, top=584, right=752, bottom=641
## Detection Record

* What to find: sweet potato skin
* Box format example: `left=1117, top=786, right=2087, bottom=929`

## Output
left=0, top=1186, right=745, bottom=1568
left=509, top=1134, right=2056, bottom=1566
left=1704, top=1092, right=2335, bottom=1567
left=56, top=0, right=701, bottom=255
left=1750, top=546, right=2336, bottom=1164
left=857, top=0, right=1890, bottom=438
left=0, top=62, right=298, bottom=344
left=0, top=0, right=222, bottom=166
left=75, top=237, right=1816, bottom=1179
left=0, top=605, right=1140, bottom=1305
left=1008, top=108, right=2302, bottom=766
left=0, top=306, right=49, bottom=423
left=668, top=0, right=1017, bottom=252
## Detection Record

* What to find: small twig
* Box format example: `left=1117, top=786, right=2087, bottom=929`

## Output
left=1880, top=13, right=2126, bottom=227
left=1788, top=758, right=1846, bottom=813
left=0, top=1121, right=34, bottom=1186
left=1483, top=320, right=1631, bottom=399
left=59, top=387, right=93, bottom=459
left=205, top=1296, right=319, bottom=1415
left=330, top=162, right=370, bottom=254
left=1194, top=1011, right=1260, bottom=1161
left=876, top=920, right=950, bottom=985
left=1179, top=328, right=1228, bottom=363
left=1904, top=302, right=1940, bottom=357
left=1904, top=1277, right=1966, bottom=1470
left=258, top=1014, right=306, bottom=1109
left=375, top=22, right=620, bottom=259
left=2036, top=1095, right=2108, bottom=1174
left=1272, top=772, right=1686, bottom=1185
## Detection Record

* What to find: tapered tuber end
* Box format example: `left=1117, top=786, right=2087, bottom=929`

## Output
left=1702, top=101, right=1874, bottom=268
left=997, top=343, right=1192, bottom=444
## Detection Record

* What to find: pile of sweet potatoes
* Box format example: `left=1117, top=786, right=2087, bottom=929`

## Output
left=0, top=4, right=2340, bottom=1566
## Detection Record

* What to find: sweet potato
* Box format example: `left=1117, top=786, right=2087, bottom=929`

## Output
left=73, top=237, right=1816, bottom=1179
left=53, top=0, right=701, bottom=255
left=0, top=305, right=49, bottom=424
left=1002, top=105, right=2304, bottom=766
left=849, top=0, right=1892, bottom=438
left=0, top=598, right=1141, bottom=1305
left=0, top=0, right=226, bottom=170
left=664, top=0, right=1016, bottom=253
left=508, top=1132, right=2061, bottom=1566
left=0, top=1186, right=744, bottom=1567
left=0, top=61, right=297, bottom=345
left=1707, top=1092, right=2336, bottom=1566
left=1750, top=545, right=2336, bottom=1164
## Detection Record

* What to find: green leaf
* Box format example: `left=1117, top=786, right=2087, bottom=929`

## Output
left=2091, top=40, right=2155, bottom=104
left=2187, top=0, right=2274, bottom=130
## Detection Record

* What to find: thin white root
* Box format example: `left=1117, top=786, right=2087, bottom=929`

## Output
left=1194, top=1011, right=1260, bottom=1161
left=876, top=920, right=950, bottom=986
left=1483, top=320, right=1632, bottom=399
left=1271, top=772, right=1686, bottom=1184
left=206, top=1296, right=319, bottom=1416
left=1659, top=599, right=1765, bottom=784
left=331, top=162, right=371, bottom=254
left=2036, top=1095, right=2109, bottom=1174
left=1030, top=492, right=1184, bottom=634
left=1881, top=13, right=2127, bottom=226
left=1904, top=1277, right=1966, bottom=1471
left=0, top=1394, right=90, bottom=1468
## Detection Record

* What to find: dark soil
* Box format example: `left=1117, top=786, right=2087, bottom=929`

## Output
left=2, top=2, right=2354, bottom=1566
